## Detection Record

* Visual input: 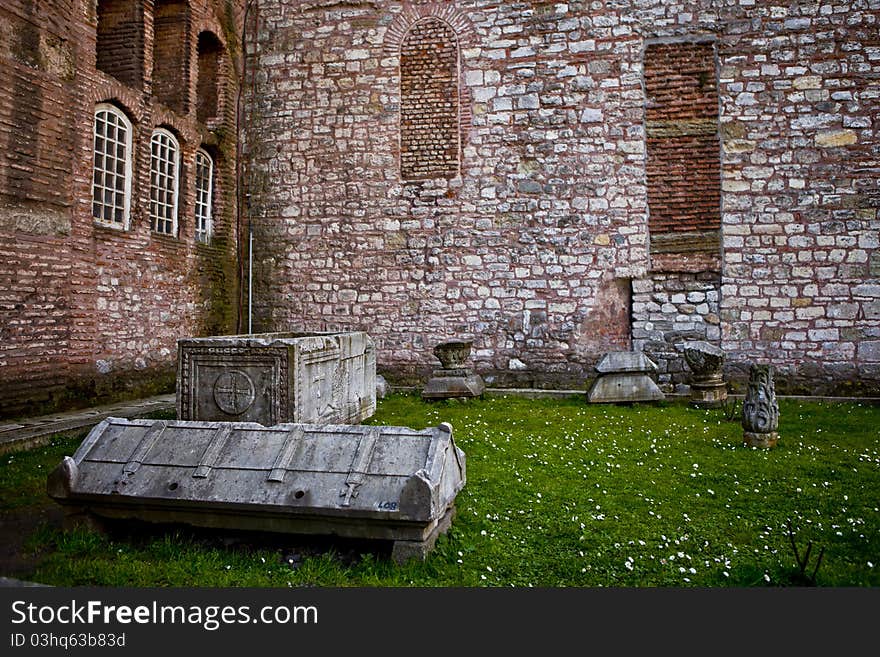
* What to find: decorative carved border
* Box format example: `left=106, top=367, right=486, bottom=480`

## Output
left=178, top=346, right=288, bottom=423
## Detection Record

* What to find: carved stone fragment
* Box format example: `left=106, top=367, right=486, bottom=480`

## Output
left=742, top=364, right=779, bottom=448
left=422, top=340, right=485, bottom=400
left=682, top=340, right=728, bottom=408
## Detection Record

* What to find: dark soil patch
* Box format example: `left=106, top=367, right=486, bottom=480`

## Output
left=0, top=504, right=64, bottom=579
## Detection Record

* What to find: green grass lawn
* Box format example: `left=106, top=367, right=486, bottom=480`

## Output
left=2, top=394, right=878, bottom=587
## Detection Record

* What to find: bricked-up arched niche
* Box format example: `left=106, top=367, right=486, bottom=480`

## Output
left=96, top=0, right=145, bottom=87
left=644, top=41, right=721, bottom=248
left=152, top=0, right=189, bottom=114
left=399, top=18, right=460, bottom=180
left=196, top=31, right=223, bottom=124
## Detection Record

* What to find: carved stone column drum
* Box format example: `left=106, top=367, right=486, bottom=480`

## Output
left=682, top=341, right=728, bottom=408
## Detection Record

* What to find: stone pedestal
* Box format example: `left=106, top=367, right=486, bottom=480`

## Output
left=743, top=431, right=779, bottom=449
left=587, top=352, right=665, bottom=403
left=422, top=341, right=485, bottom=401
left=177, top=331, right=376, bottom=426
left=682, top=341, right=728, bottom=408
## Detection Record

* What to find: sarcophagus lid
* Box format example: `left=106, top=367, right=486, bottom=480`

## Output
left=48, top=418, right=465, bottom=561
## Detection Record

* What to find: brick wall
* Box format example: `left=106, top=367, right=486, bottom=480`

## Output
left=96, top=0, right=145, bottom=87
left=0, top=0, right=243, bottom=418
left=245, top=0, right=879, bottom=395
left=152, top=0, right=191, bottom=114
left=400, top=18, right=460, bottom=180
left=645, top=40, right=721, bottom=237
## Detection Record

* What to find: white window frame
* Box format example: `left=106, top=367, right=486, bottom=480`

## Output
left=92, top=103, right=133, bottom=229
left=149, top=128, right=181, bottom=236
left=194, top=148, right=214, bottom=243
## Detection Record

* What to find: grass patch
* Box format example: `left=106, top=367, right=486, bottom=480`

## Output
left=2, top=394, right=878, bottom=587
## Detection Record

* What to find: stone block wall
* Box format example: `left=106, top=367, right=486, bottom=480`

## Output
left=716, top=2, right=880, bottom=395
left=245, top=0, right=646, bottom=388
left=244, top=0, right=879, bottom=395
left=632, top=272, right=722, bottom=392
left=0, top=0, right=244, bottom=418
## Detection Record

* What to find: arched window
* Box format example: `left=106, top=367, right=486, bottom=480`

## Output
left=194, top=148, right=214, bottom=243
left=149, top=128, right=180, bottom=235
left=197, top=32, right=223, bottom=124
left=399, top=18, right=460, bottom=180
left=92, top=104, right=133, bottom=228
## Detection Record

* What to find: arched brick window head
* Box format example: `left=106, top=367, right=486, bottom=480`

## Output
left=399, top=18, right=460, bottom=180
left=197, top=31, right=223, bottom=124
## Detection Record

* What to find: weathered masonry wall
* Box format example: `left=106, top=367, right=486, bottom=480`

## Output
left=245, top=1, right=879, bottom=395
left=0, top=0, right=244, bottom=418
left=717, top=3, right=880, bottom=395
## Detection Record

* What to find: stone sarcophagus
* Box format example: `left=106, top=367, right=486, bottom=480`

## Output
left=47, top=418, right=466, bottom=563
left=177, top=331, right=376, bottom=426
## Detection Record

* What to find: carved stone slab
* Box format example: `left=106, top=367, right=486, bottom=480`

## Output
left=47, top=417, right=466, bottom=563
left=176, top=331, right=376, bottom=426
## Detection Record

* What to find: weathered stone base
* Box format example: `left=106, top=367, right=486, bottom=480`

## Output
left=422, top=371, right=485, bottom=400
left=690, top=381, right=728, bottom=408
left=587, top=373, right=665, bottom=403
left=391, top=506, right=456, bottom=565
left=743, top=431, right=778, bottom=449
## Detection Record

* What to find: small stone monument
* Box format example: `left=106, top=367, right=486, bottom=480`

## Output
left=681, top=341, right=728, bottom=408
left=741, top=364, right=779, bottom=448
left=421, top=340, right=485, bottom=400
left=587, top=351, right=665, bottom=403
left=48, top=417, right=466, bottom=564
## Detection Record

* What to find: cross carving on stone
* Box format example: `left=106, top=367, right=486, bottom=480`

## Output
left=213, top=370, right=255, bottom=415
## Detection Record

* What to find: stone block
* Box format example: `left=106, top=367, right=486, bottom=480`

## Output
left=595, top=351, right=658, bottom=374
left=588, top=351, right=665, bottom=403
left=176, top=331, right=376, bottom=426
